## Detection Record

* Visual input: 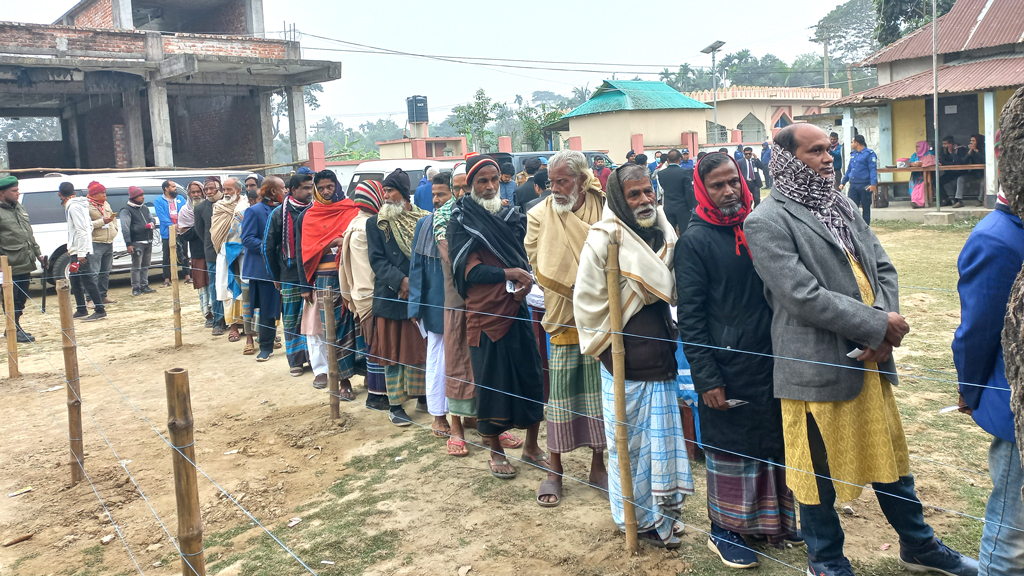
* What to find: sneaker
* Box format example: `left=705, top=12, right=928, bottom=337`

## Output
left=900, top=538, right=978, bottom=576
left=952, top=201, right=964, bottom=209
left=311, top=374, right=328, bottom=389
left=415, top=397, right=429, bottom=413
left=142, top=287, right=157, bottom=294
left=73, top=310, right=89, bottom=319
left=16, top=329, right=34, bottom=343
left=132, top=289, right=141, bottom=297
left=807, top=557, right=854, bottom=576
left=365, top=394, right=389, bottom=411
left=708, top=524, right=758, bottom=569
left=256, top=350, right=273, bottom=362
left=784, top=530, right=805, bottom=547
left=389, top=407, right=413, bottom=427
left=82, top=311, right=107, bottom=322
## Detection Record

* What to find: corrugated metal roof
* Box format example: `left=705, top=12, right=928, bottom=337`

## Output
left=862, top=0, right=1024, bottom=66
left=560, top=80, right=710, bottom=120
left=824, top=53, right=1024, bottom=106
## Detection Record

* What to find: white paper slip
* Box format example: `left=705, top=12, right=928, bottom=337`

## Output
left=413, top=319, right=427, bottom=339
left=939, top=405, right=960, bottom=414
left=725, top=399, right=748, bottom=408
left=847, top=348, right=865, bottom=359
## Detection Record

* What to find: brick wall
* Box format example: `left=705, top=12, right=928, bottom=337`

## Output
left=163, top=34, right=287, bottom=59
left=113, top=124, right=128, bottom=168
left=173, top=95, right=261, bottom=168
left=191, top=0, right=247, bottom=35
left=79, top=104, right=124, bottom=169
left=71, top=0, right=113, bottom=29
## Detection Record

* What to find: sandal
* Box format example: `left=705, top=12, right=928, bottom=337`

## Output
left=273, top=340, right=282, bottom=350
left=228, top=328, right=241, bottom=342
left=242, top=341, right=255, bottom=355
left=498, top=431, right=523, bottom=449
left=185, top=277, right=193, bottom=285
left=447, top=438, right=469, bottom=457
left=638, top=529, right=681, bottom=549
left=488, top=459, right=517, bottom=479
left=536, top=479, right=562, bottom=508
left=289, top=366, right=305, bottom=378
left=522, top=451, right=552, bottom=472
left=432, top=423, right=451, bottom=438
left=337, top=387, right=356, bottom=402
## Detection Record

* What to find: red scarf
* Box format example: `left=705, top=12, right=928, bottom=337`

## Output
left=300, top=197, right=360, bottom=282
left=693, top=153, right=754, bottom=259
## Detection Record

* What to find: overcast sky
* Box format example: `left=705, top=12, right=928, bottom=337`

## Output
left=7, top=1, right=837, bottom=129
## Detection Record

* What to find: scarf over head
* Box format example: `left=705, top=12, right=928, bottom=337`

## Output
left=87, top=181, right=106, bottom=210
left=447, top=194, right=530, bottom=299
left=382, top=168, right=411, bottom=200
left=352, top=180, right=384, bottom=214
left=378, top=202, right=428, bottom=258
left=525, top=182, right=605, bottom=335
left=177, top=181, right=204, bottom=230
left=313, top=170, right=345, bottom=204
left=432, top=162, right=466, bottom=243
left=606, top=164, right=665, bottom=251
left=204, top=175, right=222, bottom=188
left=300, top=194, right=361, bottom=283
left=693, top=153, right=753, bottom=258
left=210, top=193, right=240, bottom=252
left=916, top=140, right=930, bottom=158
left=768, top=142, right=860, bottom=261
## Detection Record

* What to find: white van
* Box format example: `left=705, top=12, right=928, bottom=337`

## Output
left=344, top=159, right=459, bottom=198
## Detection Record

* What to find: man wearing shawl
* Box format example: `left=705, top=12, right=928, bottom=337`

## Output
left=448, top=155, right=546, bottom=479
left=240, top=176, right=284, bottom=361
left=296, top=170, right=365, bottom=399
left=179, top=181, right=210, bottom=322
left=574, top=162, right=693, bottom=549
left=211, top=178, right=247, bottom=341
left=264, top=171, right=315, bottom=377
left=340, top=180, right=388, bottom=409
left=675, top=152, right=798, bottom=569
left=366, top=168, right=430, bottom=425
left=525, top=150, right=608, bottom=508
left=745, top=124, right=977, bottom=576
left=184, top=176, right=226, bottom=334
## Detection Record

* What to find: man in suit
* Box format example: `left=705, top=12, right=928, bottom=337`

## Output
left=745, top=123, right=978, bottom=576
left=514, top=156, right=543, bottom=207
left=738, top=147, right=765, bottom=206
left=658, top=148, right=695, bottom=235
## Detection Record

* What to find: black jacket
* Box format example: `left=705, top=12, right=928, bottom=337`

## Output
left=184, top=199, right=217, bottom=263
left=737, top=157, right=765, bottom=190
left=658, top=165, right=695, bottom=232
left=264, top=203, right=310, bottom=289
left=514, top=177, right=538, bottom=211
left=118, top=204, right=154, bottom=247
left=366, top=215, right=412, bottom=320
left=675, top=218, right=783, bottom=460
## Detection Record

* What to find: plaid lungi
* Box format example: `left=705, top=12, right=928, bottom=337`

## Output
left=601, top=365, right=694, bottom=540
left=315, top=275, right=365, bottom=380
left=384, top=364, right=426, bottom=406
left=360, top=316, right=387, bottom=396
left=705, top=451, right=798, bottom=544
left=280, top=283, right=308, bottom=368
left=546, top=343, right=605, bottom=453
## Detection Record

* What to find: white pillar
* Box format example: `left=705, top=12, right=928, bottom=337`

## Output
left=877, top=104, right=893, bottom=183
left=244, top=0, right=265, bottom=36
left=111, top=0, right=133, bottom=29
left=287, top=86, right=308, bottom=164
left=983, top=91, right=998, bottom=205
left=147, top=81, right=174, bottom=167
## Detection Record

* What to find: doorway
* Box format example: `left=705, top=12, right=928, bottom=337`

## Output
left=925, top=94, right=979, bottom=147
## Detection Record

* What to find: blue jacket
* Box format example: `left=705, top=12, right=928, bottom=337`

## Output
left=953, top=205, right=1023, bottom=443
left=407, top=215, right=445, bottom=334
left=499, top=180, right=516, bottom=203
left=734, top=147, right=744, bottom=160
left=413, top=177, right=434, bottom=212
left=240, top=201, right=276, bottom=282
left=760, top=145, right=771, bottom=166
left=152, top=194, right=187, bottom=239
left=841, top=147, right=877, bottom=187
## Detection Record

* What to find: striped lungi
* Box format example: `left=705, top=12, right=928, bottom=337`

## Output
left=705, top=451, right=798, bottom=545
left=315, top=275, right=365, bottom=380
left=360, top=316, right=386, bottom=396
left=280, top=283, right=308, bottom=368
left=546, top=343, right=605, bottom=453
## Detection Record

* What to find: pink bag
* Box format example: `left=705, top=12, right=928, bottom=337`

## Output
left=911, top=181, right=925, bottom=207
left=921, top=155, right=936, bottom=167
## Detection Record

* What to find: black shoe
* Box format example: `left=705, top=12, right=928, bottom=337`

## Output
left=389, top=407, right=413, bottom=427
left=415, top=397, right=429, bottom=413
left=132, top=289, right=141, bottom=297
left=365, top=394, right=389, bottom=411
left=82, top=311, right=107, bottom=322
left=73, top=310, right=89, bottom=319
left=142, top=287, right=157, bottom=294
left=205, top=318, right=214, bottom=328
left=311, top=374, right=328, bottom=389
left=16, top=330, right=34, bottom=343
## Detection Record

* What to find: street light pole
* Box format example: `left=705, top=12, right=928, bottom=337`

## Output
left=702, top=40, right=726, bottom=143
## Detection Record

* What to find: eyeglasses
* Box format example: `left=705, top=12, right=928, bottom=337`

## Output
left=453, top=184, right=472, bottom=193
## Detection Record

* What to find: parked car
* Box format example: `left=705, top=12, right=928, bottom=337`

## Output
left=344, top=159, right=459, bottom=198
left=508, top=151, right=614, bottom=174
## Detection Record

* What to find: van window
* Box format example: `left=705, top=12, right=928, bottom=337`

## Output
left=347, top=171, right=424, bottom=196
left=20, top=191, right=65, bottom=225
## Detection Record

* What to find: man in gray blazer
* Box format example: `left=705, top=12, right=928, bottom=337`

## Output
left=745, top=124, right=978, bottom=576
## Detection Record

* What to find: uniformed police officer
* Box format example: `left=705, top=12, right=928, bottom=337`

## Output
left=841, top=134, right=877, bottom=224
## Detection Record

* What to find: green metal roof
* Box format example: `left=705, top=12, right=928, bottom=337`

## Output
left=562, top=80, right=711, bottom=119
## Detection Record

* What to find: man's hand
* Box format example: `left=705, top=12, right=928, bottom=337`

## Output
left=274, top=281, right=281, bottom=291
left=501, top=199, right=510, bottom=207
left=702, top=387, right=729, bottom=411
left=38, top=255, right=46, bottom=264
left=398, top=277, right=410, bottom=300
left=868, top=185, right=877, bottom=193
left=504, top=267, right=533, bottom=300
left=328, top=236, right=345, bottom=249
left=126, top=246, right=134, bottom=254
left=957, top=393, right=973, bottom=416
left=300, top=291, right=313, bottom=304
left=104, top=214, right=115, bottom=224
left=885, top=311, right=910, bottom=347
left=857, top=340, right=894, bottom=363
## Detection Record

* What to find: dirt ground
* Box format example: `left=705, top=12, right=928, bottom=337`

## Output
left=0, top=222, right=992, bottom=576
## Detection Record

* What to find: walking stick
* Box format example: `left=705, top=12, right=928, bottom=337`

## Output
left=606, top=238, right=639, bottom=554
left=40, top=256, right=48, bottom=313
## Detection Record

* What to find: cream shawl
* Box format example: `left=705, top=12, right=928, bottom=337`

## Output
left=573, top=204, right=677, bottom=358
left=525, top=187, right=604, bottom=335
left=210, top=194, right=240, bottom=252
left=339, top=211, right=375, bottom=320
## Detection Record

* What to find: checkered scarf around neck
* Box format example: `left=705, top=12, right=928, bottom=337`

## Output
left=281, top=192, right=311, bottom=262
left=769, top=142, right=860, bottom=261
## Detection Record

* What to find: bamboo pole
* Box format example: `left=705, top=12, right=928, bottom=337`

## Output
left=169, top=225, right=183, bottom=349
left=321, top=292, right=340, bottom=419
left=2, top=256, right=18, bottom=378
left=164, top=368, right=206, bottom=576
left=605, top=239, right=638, bottom=554
left=57, top=280, right=83, bottom=486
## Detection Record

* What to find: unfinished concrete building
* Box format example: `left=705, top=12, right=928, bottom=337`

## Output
left=1, top=0, right=340, bottom=171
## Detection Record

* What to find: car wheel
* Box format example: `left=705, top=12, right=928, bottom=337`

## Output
left=49, top=252, right=72, bottom=286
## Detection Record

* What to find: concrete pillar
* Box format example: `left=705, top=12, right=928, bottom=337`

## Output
left=983, top=91, right=998, bottom=204
left=877, top=104, right=893, bottom=183
left=307, top=141, right=325, bottom=172
left=147, top=81, right=174, bottom=167
left=730, top=129, right=742, bottom=143
left=630, top=134, right=644, bottom=158
left=498, top=136, right=512, bottom=153
left=842, top=107, right=855, bottom=177
left=111, top=0, right=133, bottom=29
left=567, top=136, right=582, bottom=151
left=244, top=0, right=265, bottom=36
left=257, top=91, right=274, bottom=165
left=411, top=139, right=427, bottom=159
left=123, top=90, right=145, bottom=168
left=65, top=112, right=82, bottom=168
left=286, top=86, right=308, bottom=163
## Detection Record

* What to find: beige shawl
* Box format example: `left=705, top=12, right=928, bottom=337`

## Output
left=339, top=211, right=375, bottom=320
left=210, top=194, right=240, bottom=252
left=573, top=204, right=677, bottom=358
left=525, top=187, right=604, bottom=335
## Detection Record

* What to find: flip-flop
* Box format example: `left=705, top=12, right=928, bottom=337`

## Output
left=536, top=479, right=562, bottom=508
left=522, top=451, right=552, bottom=472
left=638, top=529, right=681, bottom=549
left=228, top=330, right=241, bottom=342
left=488, top=459, right=517, bottom=479
left=447, top=438, right=469, bottom=457
left=432, top=425, right=451, bottom=438
left=337, top=387, right=356, bottom=402
left=498, top=431, right=523, bottom=449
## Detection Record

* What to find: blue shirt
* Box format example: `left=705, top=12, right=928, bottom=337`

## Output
left=841, top=147, right=877, bottom=186
left=152, top=193, right=187, bottom=239
left=407, top=215, right=446, bottom=334
left=499, top=180, right=516, bottom=203
left=413, top=177, right=434, bottom=212
left=760, top=146, right=771, bottom=166
left=240, top=201, right=276, bottom=282
left=734, top=148, right=744, bottom=161
left=829, top=143, right=844, bottom=172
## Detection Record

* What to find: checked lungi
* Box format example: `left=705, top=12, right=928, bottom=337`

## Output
left=360, top=316, right=387, bottom=398
left=546, top=342, right=605, bottom=453
left=280, top=283, right=308, bottom=368
left=601, top=365, right=694, bottom=541
left=705, top=451, right=798, bottom=545
left=371, top=316, right=426, bottom=406
left=315, top=275, right=365, bottom=380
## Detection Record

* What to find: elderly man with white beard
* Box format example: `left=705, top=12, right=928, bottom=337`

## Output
left=447, top=155, right=548, bottom=479
left=525, top=150, right=608, bottom=507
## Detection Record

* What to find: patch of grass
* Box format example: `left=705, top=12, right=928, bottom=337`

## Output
left=872, top=217, right=982, bottom=233
left=207, top=552, right=245, bottom=575
left=205, top=523, right=254, bottom=548
left=81, top=545, right=104, bottom=567
left=458, top=537, right=469, bottom=548
left=10, top=552, right=40, bottom=570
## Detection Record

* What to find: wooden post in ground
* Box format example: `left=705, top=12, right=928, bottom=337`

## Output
left=164, top=368, right=206, bottom=576
left=605, top=239, right=638, bottom=554
left=57, top=280, right=83, bottom=486
left=2, top=256, right=18, bottom=378
left=320, top=293, right=340, bottom=419
left=169, top=224, right=182, bottom=349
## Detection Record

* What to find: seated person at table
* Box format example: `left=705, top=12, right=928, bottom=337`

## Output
left=950, top=134, right=986, bottom=208
left=938, top=135, right=968, bottom=206
left=908, top=141, right=935, bottom=208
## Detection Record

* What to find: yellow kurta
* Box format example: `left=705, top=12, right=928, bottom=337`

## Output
left=780, top=255, right=910, bottom=505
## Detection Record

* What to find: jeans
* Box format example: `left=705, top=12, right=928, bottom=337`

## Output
left=980, top=437, right=1024, bottom=576
left=1, top=272, right=31, bottom=329
left=130, top=243, right=152, bottom=291
left=207, top=261, right=224, bottom=324
left=70, top=254, right=104, bottom=314
left=954, top=175, right=985, bottom=202
left=799, top=414, right=933, bottom=562
left=848, top=185, right=872, bottom=224
left=89, top=242, right=113, bottom=299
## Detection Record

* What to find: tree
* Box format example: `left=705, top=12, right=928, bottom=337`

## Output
left=531, top=91, right=564, bottom=106
left=660, top=63, right=715, bottom=92
left=271, top=84, right=324, bottom=140
left=814, top=0, right=880, bottom=63
left=429, top=114, right=461, bottom=138
left=452, top=88, right=496, bottom=152
left=357, top=118, right=405, bottom=152
left=875, top=0, right=955, bottom=47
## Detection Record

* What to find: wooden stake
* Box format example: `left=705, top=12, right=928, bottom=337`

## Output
left=320, top=292, right=340, bottom=419
left=169, top=225, right=183, bottom=349
left=2, top=256, right=18, bottom=378
left=164, top=368, right=206, bottom=576
left=605, top=240, right=638, bottom=554
left=57, top=280, right=83, bottom=486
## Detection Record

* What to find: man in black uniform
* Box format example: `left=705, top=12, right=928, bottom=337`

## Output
left=657, top=148, right=695, bottom=235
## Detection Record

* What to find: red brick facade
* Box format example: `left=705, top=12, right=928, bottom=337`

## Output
left=198, top=1, right=248, bottom=35
left=113, top=124, right=128, bottom=168
left=162, top=34, right=286, bottom=59
left=172, top=96, right=261, bottom=169
left=70, top=0, right=113, bottom=29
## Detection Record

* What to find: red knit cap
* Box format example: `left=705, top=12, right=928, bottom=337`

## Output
left=87, top=181, right=106, bottom=196
left=128, top=186, right=145, bottom=200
